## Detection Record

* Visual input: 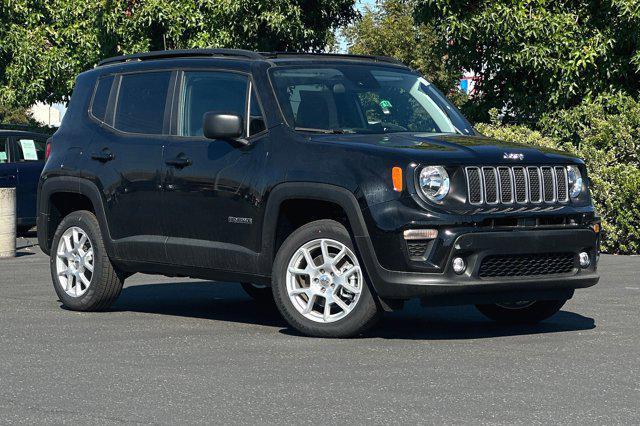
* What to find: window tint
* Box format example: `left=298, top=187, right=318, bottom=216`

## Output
left=15, top=139, right=46, bottom=161
left=270, top=66, right=463, bottom=134
left=0, top=138, right=7, bottom=163
left=114, top=72, right=171, bottom=134
left=91, top=75, right=114, bottom=122
left=248, top=89, right=266, bottom=136
left=179, top=72, right=248, bottom=137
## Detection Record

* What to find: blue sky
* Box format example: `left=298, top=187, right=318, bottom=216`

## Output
left=337, top=0, right=377, bottom=52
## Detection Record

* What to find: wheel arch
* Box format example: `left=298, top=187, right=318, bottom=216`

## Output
left=259, top=182, right=371, bottom=272
left=38, top=177, right=113, bottom=257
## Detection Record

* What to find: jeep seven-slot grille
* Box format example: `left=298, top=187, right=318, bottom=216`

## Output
left=478, top=253, right=575, bottom=277
left=465, top=166, right=569, bottom=206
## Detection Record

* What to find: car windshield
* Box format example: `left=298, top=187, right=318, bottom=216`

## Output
left=269, top=64, right=473, bottom=135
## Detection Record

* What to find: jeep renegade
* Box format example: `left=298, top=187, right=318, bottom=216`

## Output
left=37, top=49, right=600, bottom=337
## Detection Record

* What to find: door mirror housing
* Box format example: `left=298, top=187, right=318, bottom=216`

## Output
left=202, top=112, right=245, bottom=143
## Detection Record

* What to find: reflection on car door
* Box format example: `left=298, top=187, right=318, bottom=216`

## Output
left=86, top=71, right=174, bottom=263
left=162, top=71, right=268, bottom=273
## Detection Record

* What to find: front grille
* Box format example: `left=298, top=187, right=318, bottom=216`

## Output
left=478, top=253, right=575, bottom=278
left=466, top=166, right=569, bottom=206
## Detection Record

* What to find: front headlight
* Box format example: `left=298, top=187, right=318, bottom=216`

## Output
left=566, top=165, right=583, bottom=198
left=418, top=166, right=450, bottom=201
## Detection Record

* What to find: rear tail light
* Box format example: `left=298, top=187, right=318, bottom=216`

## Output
left=45, top=139, right=52, bottom=160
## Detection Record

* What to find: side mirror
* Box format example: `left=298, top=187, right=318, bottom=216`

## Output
left=202, top=112, right=244, bottom=142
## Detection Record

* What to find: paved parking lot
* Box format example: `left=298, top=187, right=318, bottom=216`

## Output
left=1, top=234, right=639, bottom=424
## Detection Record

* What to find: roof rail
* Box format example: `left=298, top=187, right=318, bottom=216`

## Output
left=97, top=49, right=264, bottom=67
left=96, top=49, right=407, bottom=68
left=261, top=51, right=405, bottom=66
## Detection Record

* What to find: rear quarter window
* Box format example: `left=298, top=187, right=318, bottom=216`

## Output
left=90, top=75, right=114, bottom=122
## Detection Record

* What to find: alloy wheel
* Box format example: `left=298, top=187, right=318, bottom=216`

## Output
left=55, top=226, right=94, bottom=297
left=286, top=238, right=363, bottom=323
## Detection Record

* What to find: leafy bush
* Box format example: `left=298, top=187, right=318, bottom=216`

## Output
left=477, top=97, right=640, bottom=255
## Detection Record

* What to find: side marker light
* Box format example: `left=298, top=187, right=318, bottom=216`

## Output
left=392, top=166, right=403, bottom=192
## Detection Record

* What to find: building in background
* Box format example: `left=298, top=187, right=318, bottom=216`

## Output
left=29, top=103, right=63, bottom=127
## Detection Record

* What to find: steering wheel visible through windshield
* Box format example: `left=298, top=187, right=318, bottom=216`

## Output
left=269, top=64, right=474, bottom=135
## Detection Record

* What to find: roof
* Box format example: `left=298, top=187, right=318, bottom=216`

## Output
left=0, top=129, right=49, bottom=137
left=97, top=49, right=406, bottom=68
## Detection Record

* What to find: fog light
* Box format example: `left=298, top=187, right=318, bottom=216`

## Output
left=452, top=257, right=466, bottom=274
left=579, top=252, right=590, bottom=268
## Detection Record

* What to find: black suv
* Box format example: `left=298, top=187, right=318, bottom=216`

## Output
left=38, top=49, right=599, bottom=337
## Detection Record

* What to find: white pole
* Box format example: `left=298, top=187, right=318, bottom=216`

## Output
left=0, top=188, right=16, bottom=258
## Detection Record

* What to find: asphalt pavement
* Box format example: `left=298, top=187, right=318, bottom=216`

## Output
left=1, top=234, right=639, bottom=424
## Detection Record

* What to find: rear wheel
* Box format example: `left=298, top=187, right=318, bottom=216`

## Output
left=241, top=282, right=273, bottom=303
left=475, top=299, right=567, bottom=324
left=272, top=219, right=381, bottom=338
left=50, top=210, right=124, bottom=311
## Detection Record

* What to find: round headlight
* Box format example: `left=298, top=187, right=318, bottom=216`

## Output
left=418, top=166, right=450, bottom=201
left=566, top=165, right=583, bottom=198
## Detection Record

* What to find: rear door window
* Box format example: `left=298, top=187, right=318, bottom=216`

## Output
left=178, top=71, right=248, bottom=137
left=114, top=72, right=171, bottom=134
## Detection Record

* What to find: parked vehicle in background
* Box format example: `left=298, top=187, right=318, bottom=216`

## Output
left=0, top=130, right=49, bottom=234
left=37, top=49, right=600, bottom=337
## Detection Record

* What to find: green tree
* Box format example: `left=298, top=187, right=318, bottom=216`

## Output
left=343, top=0, right=462, bottom=96
left=0, top=0, right=357, bottom=108
left=416, top=0, right=640, bottom=123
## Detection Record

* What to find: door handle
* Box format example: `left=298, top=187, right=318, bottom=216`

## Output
left=165, top=155, right=192, bottom=169
left=91, top=149, right=114, bottom=163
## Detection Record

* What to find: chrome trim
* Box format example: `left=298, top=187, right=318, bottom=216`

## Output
left=555, top=166, right=569, bottom=202
left=541, top=166, right=556, bottom=203
left=465, top=166, right=484, bottom=206
left=527, top=166, right=542, bottom=204
left=482, top=167, right=499, bottom=205
left=464, top=164, right=572, bottom=207
left=513, top=166, right=529, bottom=204
left=497, top=166, right=514, bottom=204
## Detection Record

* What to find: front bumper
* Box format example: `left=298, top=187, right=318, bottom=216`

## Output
left=355, top=228, right=599, bottom=304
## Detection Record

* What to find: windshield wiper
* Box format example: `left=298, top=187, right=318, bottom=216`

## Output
left=294, top=127, right=346, bottom=134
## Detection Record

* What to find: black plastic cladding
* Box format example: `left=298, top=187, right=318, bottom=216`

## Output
left=38, top=49, right=599, bottom=303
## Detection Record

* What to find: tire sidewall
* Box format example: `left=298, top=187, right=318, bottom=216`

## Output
left=50, top=211, right=108, bottom=310
left=272, top=220, right=380, bottom=337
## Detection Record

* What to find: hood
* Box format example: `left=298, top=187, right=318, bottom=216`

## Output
left=306, top=132, right=580, bottom=165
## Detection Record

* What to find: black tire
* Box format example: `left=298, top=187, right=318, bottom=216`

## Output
left=475, top=299, right=567, bottom=324
left=241, top=282, right=273, bottom=303
left=50, top=210, right=124, bottom=311
left=271, top=219, right=381, bottom=338
left=17, top=225, right=33, bottom=236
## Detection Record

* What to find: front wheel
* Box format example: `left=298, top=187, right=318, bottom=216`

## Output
left=475, top=300, right=567, bottom=324
left=271, top=219, right=381, bottom=338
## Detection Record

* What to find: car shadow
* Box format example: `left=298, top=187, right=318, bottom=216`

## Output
left=110, top=281, right=285, bottom=328
left=107, top=281, right=595, bottom=340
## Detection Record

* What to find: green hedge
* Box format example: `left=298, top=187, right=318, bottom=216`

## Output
left=476, top=94, right=640, bottom=255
